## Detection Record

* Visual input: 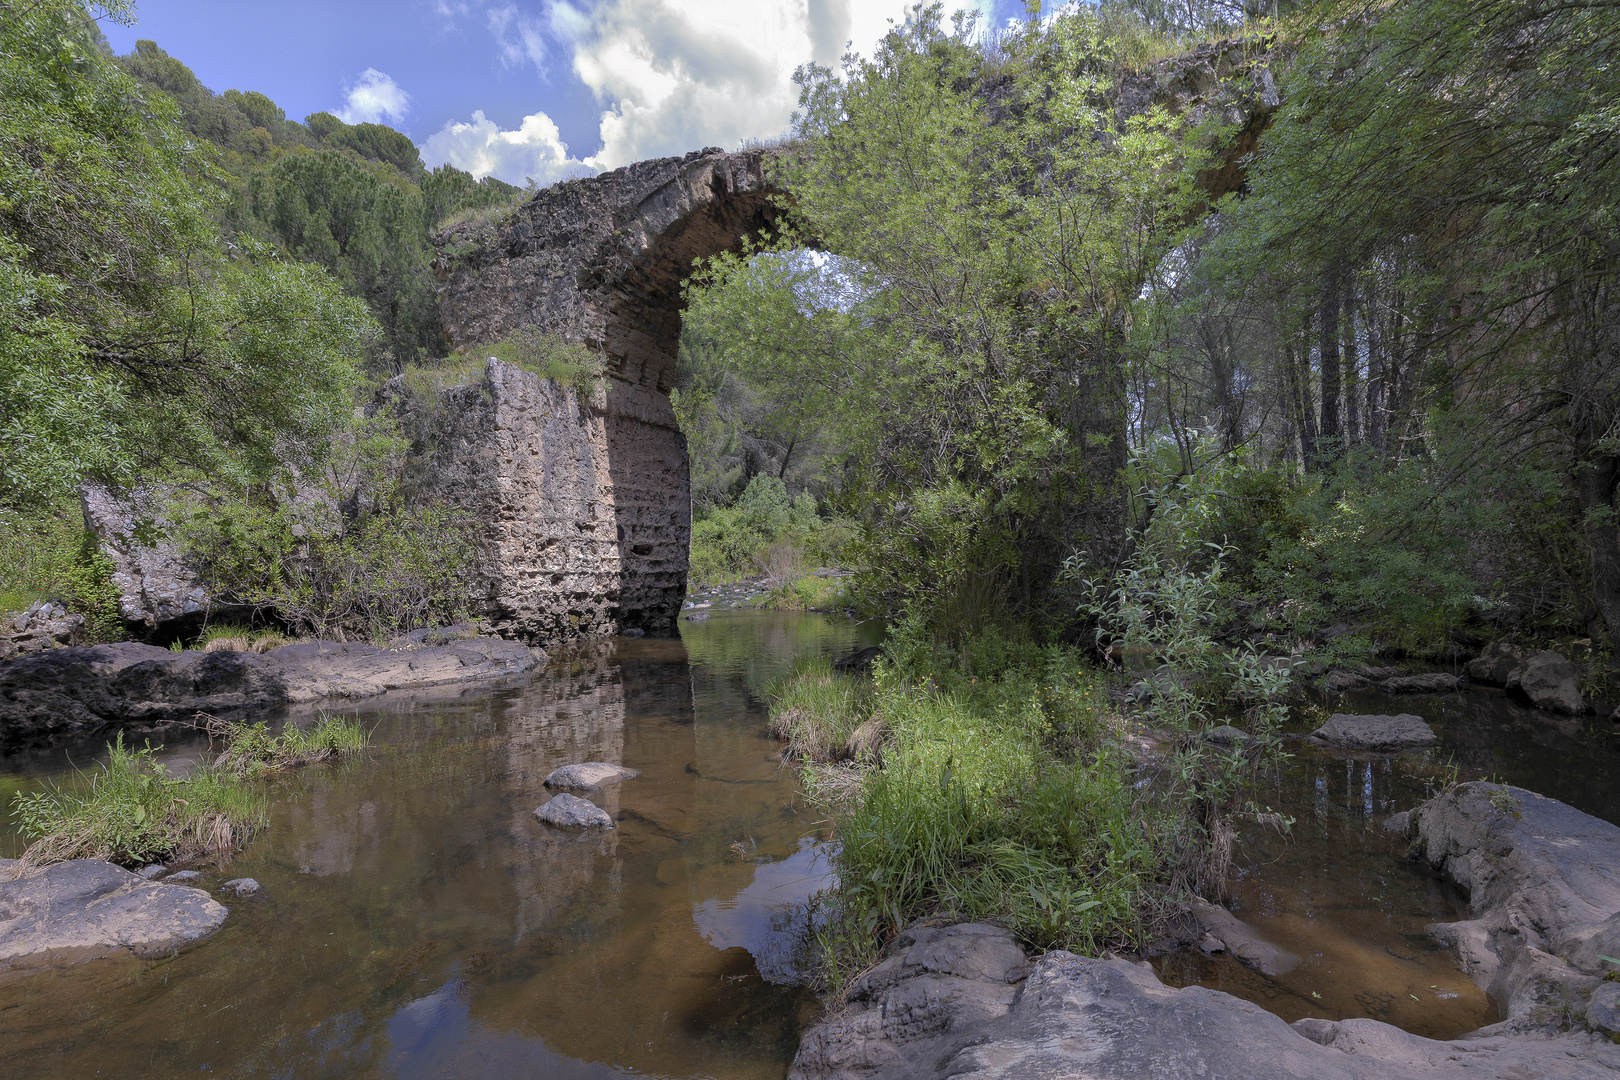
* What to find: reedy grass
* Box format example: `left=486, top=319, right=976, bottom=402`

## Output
left=12, top=736, right=267, bottom=869
left=772, top=639, right=1173, bottom=1003
left=209, top=713, right=370, bottom=776
left=12, top=715, right=371, bottom=869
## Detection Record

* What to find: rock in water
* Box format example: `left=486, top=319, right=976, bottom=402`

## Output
left=543, top=762, right=640, bottom=790
left=534, top=793, right=614, bottom=830
left=832, top=646, right=886, bottom=674
left=1378, top=672, right=1462, bottom=694
left=788, top=921, right=1620, bottom=1080
left=220, top=878, right=260, bottom=897
left=1514, top=651, right=1586, bottom=715
left=0, top=860, right=227, bottom=978
left=1411, top=781, right=1620, bottom=1030
left=1308, top=713, right=1437, bottom=751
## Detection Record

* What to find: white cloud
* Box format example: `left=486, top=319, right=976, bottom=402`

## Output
left=418, top=1, right=998, bottom=183
left=336, top=69, right=412, bottom=125
left=420, top=108, right=591, bottom=184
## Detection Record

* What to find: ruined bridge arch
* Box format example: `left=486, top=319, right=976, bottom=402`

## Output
left=427, top=41, right=1278, bottom=645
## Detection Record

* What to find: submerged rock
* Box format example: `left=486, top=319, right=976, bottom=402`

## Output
left=0, top=631, right=539, bottom=750
left=1308, top=713, right=1437, bottom=751
left=0, top=860, right=227, bottom=979
left=1411, top=782, right=1620, bottom=1032
left=534, top=793, right=614, bottom=830
left=1189, top=895, right=1299, bottom=974
left=543, top=762, right=640, bottom=790
left=1378, top=672, right=1463, bottom=694
left=1513, top=651, right=1586, bottom=715
left=788, top=922, right=1620, bottom=1080
left=220, top=878, right=260, bottom=897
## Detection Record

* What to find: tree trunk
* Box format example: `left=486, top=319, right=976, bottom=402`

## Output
left=1343, top=272, right=1360, bottom=447
left=1365, top=277, right=1386, bottom=454
left=1318, top=266, right=1342, bottom=460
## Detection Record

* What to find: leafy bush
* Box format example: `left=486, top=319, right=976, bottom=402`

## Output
left=689, top=474, right=833, bottom=586
left=0, top=500, right=124, bottom=642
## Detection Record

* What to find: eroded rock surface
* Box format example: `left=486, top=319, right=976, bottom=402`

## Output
left=789, top=923, right=1620, bottom=1080
left=1410, top=782, right=1620, bottom=1031
left=0, top=631, right=540, bottom=749
left=1309, top=713, right=1438, bottom=751
left=0, top=860, right=228, bottom=979
left=82, top=482, right=210, bottom=633
left=1513, top=652, right=1587, bottom=715
left=0, top=601, right=84, bottom=662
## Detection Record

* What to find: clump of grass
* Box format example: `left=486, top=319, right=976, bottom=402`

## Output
left=785, top=638, right=1175, bottom=1003
left=764, top=572, right=853, bottom=612
left=12, top=716, right=371, bottom=870
left=12, top=736, right=267, bottom=869
left=767, top=658, right=881, bottom=763
left=197, top=623, right=291, bottom=654
left=209, top=714, right=370, bottom=777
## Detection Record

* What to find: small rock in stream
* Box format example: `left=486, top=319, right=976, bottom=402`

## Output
left=534, top=793, right=614, bottom=830
left=543, top=762, right=639, bottom=790
left=165, top=870, right=203, bottom=883
left=220, top=878, right=260, bottom=897
left=1308, top=713, right=1437, bottom=751
left=136, top=864, right=165, bottom=880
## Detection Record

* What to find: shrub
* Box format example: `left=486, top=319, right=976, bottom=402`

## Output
left=0, top=500, right=124, bottom=641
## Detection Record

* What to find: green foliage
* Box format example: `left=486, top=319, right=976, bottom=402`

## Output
left=0, top=2, right=371, bottom=507
left=688, top=474, right=830, bottom=586
left=0, top=500, right=122, bottom=639
left=171, top=413, right=475, bottom=641
left=686, top=4, right=1215, bottom=628
left=209, top=714, right=370, bottom=777
left=787, top=639, right=1165, bottom=994
left=11, top=735, right=268, bottom=868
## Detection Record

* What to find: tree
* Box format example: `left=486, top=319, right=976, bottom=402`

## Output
left=0, top=0, right=370, bottom=506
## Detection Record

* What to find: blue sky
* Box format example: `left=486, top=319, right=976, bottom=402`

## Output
left=100, top=1, right=1039, bottom=185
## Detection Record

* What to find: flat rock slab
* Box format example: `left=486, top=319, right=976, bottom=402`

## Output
left=789, top=924, right=1620, bottom=1080
left=1309, top=713, right=1437, bottom=751
left=543, top=762, right=640, bottom=790
left=0, top=629, right=540, bottom=750
left=0, top=860, right=227, bottom=980
left=534, top=793, right=614, bottom=830
left=1189, top=896, right=1299, bottom=974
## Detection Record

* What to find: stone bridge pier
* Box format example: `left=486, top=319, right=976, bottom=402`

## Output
left=427, top=148, right=781, bottom=644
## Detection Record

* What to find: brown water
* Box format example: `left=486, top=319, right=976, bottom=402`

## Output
left=1159, top=686, right=1620, bottom=1039
left=0, top=610, right=881, bottom=1080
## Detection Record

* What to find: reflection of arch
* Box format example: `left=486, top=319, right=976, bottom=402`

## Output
left=429, top=45, right=1278, bottom=645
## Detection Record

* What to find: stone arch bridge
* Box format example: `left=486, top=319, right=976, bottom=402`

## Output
left=424, top=40, right=1279, bottom=645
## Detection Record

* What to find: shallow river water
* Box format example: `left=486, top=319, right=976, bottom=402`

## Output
left=0, top=611, right=880, bottom=1080
left=5, top=619, right=1619, bottom=1074
left=1159, top=684, right=1620, bottom=1039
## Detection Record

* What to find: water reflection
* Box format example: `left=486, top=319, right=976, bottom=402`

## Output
left=0, top=610, right=881, bottom=1080
left=1163, top=685, right=1620, bottom=1039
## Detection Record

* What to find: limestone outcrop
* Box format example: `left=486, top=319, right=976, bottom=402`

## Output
left=0, top=628, right=540, bottom=749
left=0, top=859, right=228, bottom=980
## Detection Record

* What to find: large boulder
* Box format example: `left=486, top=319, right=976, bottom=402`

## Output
left=1308, top=713, right=1438, bottom=751
left=0, top=859, right=228, bottom=980
left=0, top=631, right=541, bottom=750
left=1409, top=782, right=1620, bottom=1031
left=788, top=923, right=1620, bottom=1080
left=1513, top=651, right=1586, bottom=715
left=81, top=483, right=210, bottom=634
left=1466, top=642, right=1531, bottom=686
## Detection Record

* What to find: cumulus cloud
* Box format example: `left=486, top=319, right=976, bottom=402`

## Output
left=420, top=108, right=591, bottom=185
left=336, top=69, right=411, bottom=125
left=418, top=0, right=995, bottom=184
